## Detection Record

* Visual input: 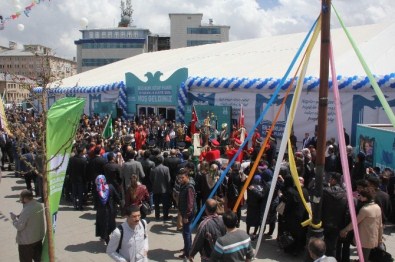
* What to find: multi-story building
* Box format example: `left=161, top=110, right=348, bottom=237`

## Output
left=169, top=13, right=230, bottom=49
left=74, top=0, right=157, bottom=73
left=74, top=27, right=151, bottom=73
left=0, top=73, right=34, bottom=104
left=0, top=44, right=76, bottom=85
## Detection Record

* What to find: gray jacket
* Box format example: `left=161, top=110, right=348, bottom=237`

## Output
left=150, top=164, right=171, bottom=194
left=121, top=159, right=145, bottom=189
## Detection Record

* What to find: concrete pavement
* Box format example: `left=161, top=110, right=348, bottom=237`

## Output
left=1, top=170, right=394, bottom=261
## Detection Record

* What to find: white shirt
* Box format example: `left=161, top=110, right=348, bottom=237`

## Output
left=107, top=220, right=148, bottom=262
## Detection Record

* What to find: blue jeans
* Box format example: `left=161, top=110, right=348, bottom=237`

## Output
left=182, top=215, right=194, bottom=256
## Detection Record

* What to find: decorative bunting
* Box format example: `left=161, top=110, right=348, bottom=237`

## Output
left=0, top=0, right=50, bottom=30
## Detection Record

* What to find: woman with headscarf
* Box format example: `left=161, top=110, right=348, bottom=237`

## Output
left=246, top=174, right=265, bottom=239
left=124, top=174, right=150, bottom=218
left=226, top=163, right=246, bottom=227
left=200, top=162, right=226, bottom=214
left=281, top=174, right=309, bottom=256
left=95, top=174, right=121, bottom=244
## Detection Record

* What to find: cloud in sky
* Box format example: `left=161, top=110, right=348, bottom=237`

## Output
left=0, top=0, right=394, bottom=60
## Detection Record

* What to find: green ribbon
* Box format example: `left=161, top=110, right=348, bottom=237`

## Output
left=332, top=4, right=395, bottom=126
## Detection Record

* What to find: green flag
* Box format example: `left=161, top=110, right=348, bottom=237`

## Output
left=102, top=114, right=113, bottom=139
left=42, top=97, right=85, bottom=262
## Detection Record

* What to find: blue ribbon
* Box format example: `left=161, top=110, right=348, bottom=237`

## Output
left=190, top=16, right=320, bottom=230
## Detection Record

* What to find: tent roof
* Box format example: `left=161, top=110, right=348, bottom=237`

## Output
left=56, top=20, right=395, bottom=88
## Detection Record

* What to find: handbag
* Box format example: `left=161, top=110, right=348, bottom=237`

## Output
left=276, top=201, right=286, bottom=215
left=369, top=244, right=393, bottom=262
left=140, top=201, right=151, bottom=216
left=277, top=232, right=295, bottom=250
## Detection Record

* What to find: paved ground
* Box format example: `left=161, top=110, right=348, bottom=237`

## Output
left=1, top=170, right=394, bottom=261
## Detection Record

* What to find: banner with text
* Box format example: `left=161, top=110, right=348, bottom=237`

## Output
left=42, top=97, right=85, bottom=261
left=189, top=88, right=395, bottom=147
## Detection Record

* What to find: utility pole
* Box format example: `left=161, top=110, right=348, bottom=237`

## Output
left=307, top=0, right=331, bottom=245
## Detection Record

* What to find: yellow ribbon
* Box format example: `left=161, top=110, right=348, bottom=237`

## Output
left=285, top=17, right=322, bottom=228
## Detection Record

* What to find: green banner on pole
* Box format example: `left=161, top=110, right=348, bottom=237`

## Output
left=42, top=97, right=85, bottom=261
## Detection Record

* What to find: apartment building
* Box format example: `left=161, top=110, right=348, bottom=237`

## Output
left=169, top=13, right=230, bottom=49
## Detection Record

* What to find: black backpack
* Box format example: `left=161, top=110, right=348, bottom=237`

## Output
left=116, top=220, right=146, bottom=253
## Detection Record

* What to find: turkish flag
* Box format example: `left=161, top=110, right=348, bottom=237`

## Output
left=239, top=104, right=244, bottom=128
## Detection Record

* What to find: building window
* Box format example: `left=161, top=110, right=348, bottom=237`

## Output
left=95, top=32, right=100, bottom=38
left=187, top=40, right=220, bottom=47
left=101, top=31, right=107, bottom=38
left=187, top=27, right=221, bottom=34
left=120, top=32, right=125, bottom=38
left=82, top=58, right=121, bottom=67
left=81, top=42, right=144, bottom=49
left=108, top=32, right=112, bottom=38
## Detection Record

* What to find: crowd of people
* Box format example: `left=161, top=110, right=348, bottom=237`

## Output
left=4, top=108, right=395, bottom=262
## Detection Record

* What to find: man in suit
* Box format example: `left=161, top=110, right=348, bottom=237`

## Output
left=121, top=148, right=145, bottom=192
left=66, top=146, right=88, bottom=210
left=163, top=149, right=182, bottom=188
left=150, top=155, right=171, bottom=221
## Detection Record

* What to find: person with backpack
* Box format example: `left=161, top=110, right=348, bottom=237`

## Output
left=107, top=205, right=148, bottom=262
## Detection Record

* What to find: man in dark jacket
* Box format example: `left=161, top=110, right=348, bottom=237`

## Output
left=103, top=152, right=122, bottom=195
left=321, top=172, right=347, bottom=259
left=189, top=198, right=226, bottom=261
left=66, top=146, right=88, bottom=210
left=139, top=150, right=155, bottom=208
left=163, top=149, right=182, bottom=187
left=150, top=155, right=171, bottom=220
left=177, top=168, right=196, bottom=259
left=367, top=175, right=392, bottom=223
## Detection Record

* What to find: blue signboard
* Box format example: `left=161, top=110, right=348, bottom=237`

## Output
left=125, top=68, right=188, bottom=116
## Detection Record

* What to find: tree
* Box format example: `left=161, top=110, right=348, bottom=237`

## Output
left=4, top=54, right=82, bottom=262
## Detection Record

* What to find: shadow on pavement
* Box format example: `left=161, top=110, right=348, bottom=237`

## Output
left=64, top=240, right=106, bottom=254
left=15, top=180, right=25, bottom=185
left=79, top=213, right=96, bottom=220
left=150, top=223, right=178, bottom=235
left=11, top=186, right=26, bottom=191
left=255, top=238, right=304, bottom=261
left=149, top=248, right=181, bottom=261
left=4, top=194, right=20, bottom=199
left=0, top=211, right=10, bottom=222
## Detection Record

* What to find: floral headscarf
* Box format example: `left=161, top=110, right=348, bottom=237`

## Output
left=95, top=175, right=109, bottom=205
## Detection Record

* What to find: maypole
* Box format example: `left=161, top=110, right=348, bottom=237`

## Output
left=307, top=0, right=331, bottom=240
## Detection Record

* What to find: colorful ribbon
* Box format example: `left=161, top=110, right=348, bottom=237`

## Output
left=190, top=16, right=321, bottom=231
left=255, top=16, right=321, bottom=255
left=329, top=39, right=364, bottom=262
left=332, top=4, right=395, bottom=127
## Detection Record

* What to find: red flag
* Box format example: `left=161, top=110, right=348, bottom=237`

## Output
left=239, top=104, right=244, bottom=128
left=191, top=106, right=198, bottom=134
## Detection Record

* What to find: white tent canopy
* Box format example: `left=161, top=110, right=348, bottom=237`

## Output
left=56, top=20, right=395, bottom=89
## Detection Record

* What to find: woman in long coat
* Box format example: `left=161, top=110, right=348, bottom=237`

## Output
left=340, top=190, right=383, bottom=261
left=246, top=175, right=265, bottom=239
left=282, top=175, right=309, bottom=256
left=95, top=175, right=121, bottom=244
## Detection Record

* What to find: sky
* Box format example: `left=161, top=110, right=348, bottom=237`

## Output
left=0, top=0, right=394, bottom=60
